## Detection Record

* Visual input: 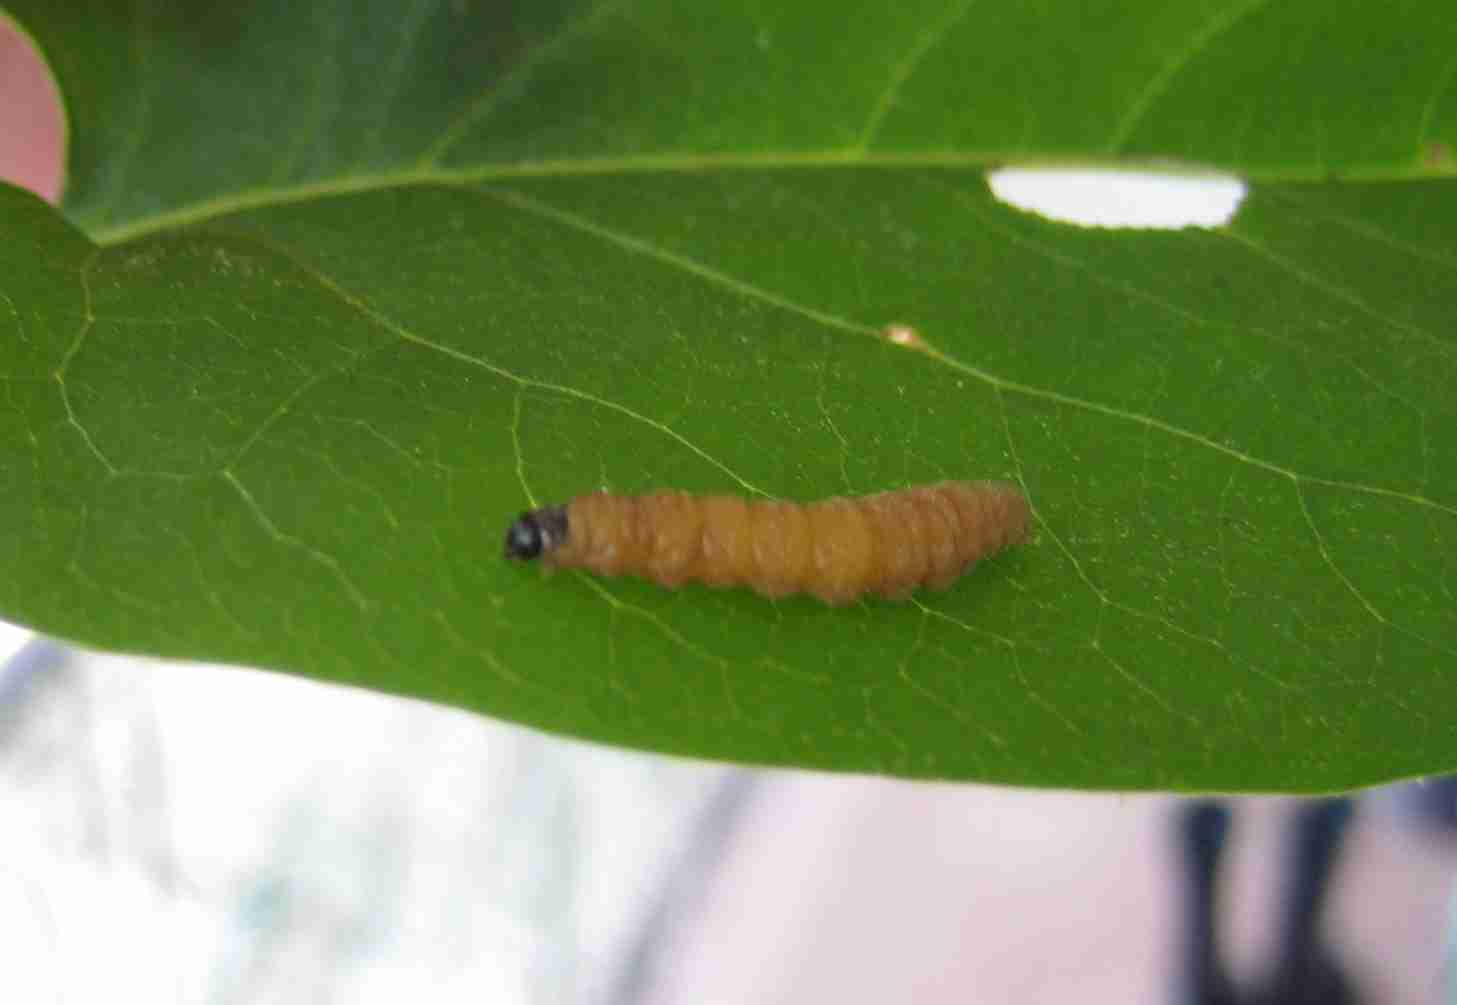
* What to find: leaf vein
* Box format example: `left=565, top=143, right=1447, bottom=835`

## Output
left=1107, top=0, right=1275, bottom=152
left=855, top=0, right=981, bottom=153
left=222, top=469, right=370, bottom=612
left=418, top=0, right=631, bottom=166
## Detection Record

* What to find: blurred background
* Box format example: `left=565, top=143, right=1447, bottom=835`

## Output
left=4, top=20, right=1456, bottom=1004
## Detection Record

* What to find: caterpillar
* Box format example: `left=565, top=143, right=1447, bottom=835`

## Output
left=503, top=481, right=1029, bottom=605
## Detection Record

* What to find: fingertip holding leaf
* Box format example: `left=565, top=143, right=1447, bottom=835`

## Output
left=986, top=166, right=1247, bottom=230
left=0, top=12, right=66, bottom=203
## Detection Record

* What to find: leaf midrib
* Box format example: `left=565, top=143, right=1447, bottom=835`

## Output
left=86, top=150, right=1449, bottom=246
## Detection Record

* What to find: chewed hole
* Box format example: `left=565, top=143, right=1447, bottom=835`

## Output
left=987, top=166, right=1246, bottom=230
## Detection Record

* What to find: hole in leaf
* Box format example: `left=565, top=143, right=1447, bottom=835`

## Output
left=987, top=166, right=1246, bottom=230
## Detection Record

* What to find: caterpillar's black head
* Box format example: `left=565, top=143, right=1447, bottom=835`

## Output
left=503, top=505, right=568, bottom=561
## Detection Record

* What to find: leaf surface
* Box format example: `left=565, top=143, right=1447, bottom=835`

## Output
left=3, top=0, right=1455, bottom=790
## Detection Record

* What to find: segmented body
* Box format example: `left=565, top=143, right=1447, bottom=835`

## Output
left=504, top=481, right=1029, bottom=605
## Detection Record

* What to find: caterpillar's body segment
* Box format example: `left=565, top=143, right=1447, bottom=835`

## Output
left=504, top=481, right=1029, bottom=605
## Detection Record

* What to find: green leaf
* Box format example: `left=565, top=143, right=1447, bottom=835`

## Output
left=2, top=1, right=1454, bottom=792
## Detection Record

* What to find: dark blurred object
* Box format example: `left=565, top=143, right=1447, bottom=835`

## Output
left=1385, top=776, right=1457, bottom=838
left=1175, top=798, right=1359, bottom=1005
left=1176, top=802, right=1240, bottom=1005
left=0, top=637, right=73, bottom=741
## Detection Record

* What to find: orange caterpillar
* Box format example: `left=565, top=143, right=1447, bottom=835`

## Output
left=503, top=481, right=1029, bottom=605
